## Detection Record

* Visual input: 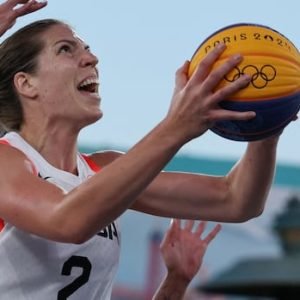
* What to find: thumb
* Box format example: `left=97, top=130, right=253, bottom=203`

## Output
left=174, top=60, right=189, bottom=93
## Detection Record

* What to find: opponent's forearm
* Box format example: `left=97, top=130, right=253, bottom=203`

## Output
left=152, top=273, right=190, bottom=300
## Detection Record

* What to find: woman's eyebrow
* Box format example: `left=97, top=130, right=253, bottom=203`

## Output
left=54, top=39, right=77, bottom=46
left=54, top=39, right=90, bottom=50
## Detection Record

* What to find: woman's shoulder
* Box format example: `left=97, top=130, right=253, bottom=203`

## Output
left=84, top=150, right=124, bottom=168
left=0, top=141, right=37, bottom=176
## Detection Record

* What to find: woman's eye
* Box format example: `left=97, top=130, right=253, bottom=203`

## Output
left=59, top=45, right=72, bottom=53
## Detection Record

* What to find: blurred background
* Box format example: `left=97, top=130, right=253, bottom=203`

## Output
left=3, top=0, right=300, bottom=298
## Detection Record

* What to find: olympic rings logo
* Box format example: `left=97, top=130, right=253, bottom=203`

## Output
left=224, top=64, right=276, bottom=89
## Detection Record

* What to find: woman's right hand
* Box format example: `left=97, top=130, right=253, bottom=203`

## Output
left=165, top=43, right=255, bottom=143
left=0, top=0, right=47, bottom=37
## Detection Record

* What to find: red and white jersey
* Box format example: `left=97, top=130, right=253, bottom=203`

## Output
left=0, top=132, right=121, bottom=300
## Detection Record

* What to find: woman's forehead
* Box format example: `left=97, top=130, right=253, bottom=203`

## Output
left=41, top=23, right=87, bottom=47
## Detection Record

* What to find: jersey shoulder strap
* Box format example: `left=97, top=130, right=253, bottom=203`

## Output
left=81, top=154, right=101, bottom=173
left=0, top=139, right=10, bottom=145
left=0, top=139, right=38, bottom=231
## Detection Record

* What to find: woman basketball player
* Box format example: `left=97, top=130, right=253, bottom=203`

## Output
left=0, top=0, right=280, bottom=299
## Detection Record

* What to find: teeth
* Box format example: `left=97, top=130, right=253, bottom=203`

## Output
left=79, top=78, right=99, bottom=88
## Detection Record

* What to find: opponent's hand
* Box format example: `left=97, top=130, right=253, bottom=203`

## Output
left=160, top=219, right=221, bottom=283
left=166, top=43, right=255, bottom=143
left=0, top=0, right=47, bottom=36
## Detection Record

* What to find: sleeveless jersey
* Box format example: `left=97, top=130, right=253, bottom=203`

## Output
left=0, top=132, right=121, bottom=300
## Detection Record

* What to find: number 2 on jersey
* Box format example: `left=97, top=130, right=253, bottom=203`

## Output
left=57, top=255, right=91, bottom=300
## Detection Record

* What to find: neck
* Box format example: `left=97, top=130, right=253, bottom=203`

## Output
left=19, top=125, right=79, bottom=174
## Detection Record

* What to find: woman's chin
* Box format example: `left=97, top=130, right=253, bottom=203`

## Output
left=85, top=109, right=103, bottom=125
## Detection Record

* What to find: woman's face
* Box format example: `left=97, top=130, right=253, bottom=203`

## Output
left=31, top=23, right=101, bottom=127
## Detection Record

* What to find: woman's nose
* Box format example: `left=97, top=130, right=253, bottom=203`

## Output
left=80, top=50, right=99, bottom=68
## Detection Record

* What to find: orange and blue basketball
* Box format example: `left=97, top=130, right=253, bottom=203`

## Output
left=188, top=23, right=300, bottom=141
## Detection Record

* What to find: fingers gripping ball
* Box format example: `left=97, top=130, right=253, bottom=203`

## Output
left=189, top=23, right=300, bottom=141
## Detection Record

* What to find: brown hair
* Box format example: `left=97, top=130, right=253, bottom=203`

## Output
left=0, top=19, right=64, bottom=132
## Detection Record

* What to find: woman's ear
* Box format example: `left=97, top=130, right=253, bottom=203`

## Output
left=13, top=72, right=38, bottom=99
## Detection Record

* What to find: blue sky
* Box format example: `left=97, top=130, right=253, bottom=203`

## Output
left=5, top=0, right=300, bottom=166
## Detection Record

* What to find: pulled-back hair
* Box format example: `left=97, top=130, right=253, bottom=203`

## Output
left=0, top=19, right=64, bottom=132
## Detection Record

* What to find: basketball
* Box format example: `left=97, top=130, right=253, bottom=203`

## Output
left=188, top=23, right=300, bottom=141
